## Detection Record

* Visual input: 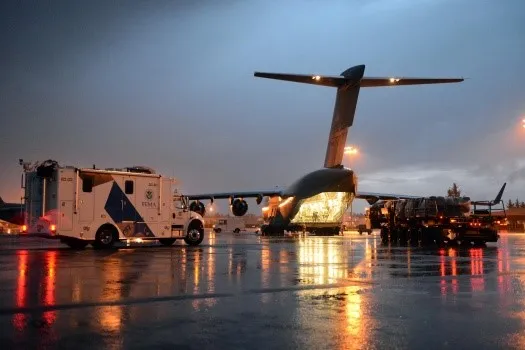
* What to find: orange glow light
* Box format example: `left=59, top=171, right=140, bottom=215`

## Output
left=344, top=146, right=358, bottom=155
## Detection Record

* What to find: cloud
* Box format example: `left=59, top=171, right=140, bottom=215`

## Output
left=1, top=0, right=525, bottom=214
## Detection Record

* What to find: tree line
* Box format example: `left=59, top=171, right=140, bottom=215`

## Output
left=506, top=199, right=525, bottom=209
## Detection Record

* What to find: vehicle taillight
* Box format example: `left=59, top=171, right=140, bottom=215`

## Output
left=50, top=224, right=56, bottom=233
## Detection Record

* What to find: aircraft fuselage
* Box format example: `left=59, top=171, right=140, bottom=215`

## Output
left=261, top=167, right=356, bottom=234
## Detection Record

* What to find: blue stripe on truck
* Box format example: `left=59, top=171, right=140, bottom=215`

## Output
left=104, top=182, right=155, bottom=237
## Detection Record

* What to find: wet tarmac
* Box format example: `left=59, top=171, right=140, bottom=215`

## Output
left=1, top=230, right=525, bottom=349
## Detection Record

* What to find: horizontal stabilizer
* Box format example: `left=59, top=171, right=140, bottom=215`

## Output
left=254, top=72, right=351, bottom=88
left=361, top=77, right=464, bottom=87
left=254, top=70, right=464, bottom=88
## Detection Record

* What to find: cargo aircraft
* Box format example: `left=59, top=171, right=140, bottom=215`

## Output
left=187, top=64, right=463, bottom=235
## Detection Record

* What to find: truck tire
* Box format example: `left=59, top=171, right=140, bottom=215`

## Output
left=417, top=228, right=423, bottom=243
left=380, top=227, right=388, bottom=243
left=234, top=228, right=240, bottom=233
left=93, top=225, right=118, bottom=249
left=184, top=220, right=204, bottom=246
left=159, top=238, right=176, bottom=246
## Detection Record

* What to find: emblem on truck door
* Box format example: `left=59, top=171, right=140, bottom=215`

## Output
left=145, top=189, right=153, bottom=200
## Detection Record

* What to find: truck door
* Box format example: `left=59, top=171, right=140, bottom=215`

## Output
left=79, top=173, right=95, bottom=224
left=122, top=177, right=136, bottom=223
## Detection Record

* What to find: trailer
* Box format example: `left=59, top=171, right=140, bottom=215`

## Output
left=19, top=159, right=205, bottom=249
left=368, top=183, right=506, bottom=246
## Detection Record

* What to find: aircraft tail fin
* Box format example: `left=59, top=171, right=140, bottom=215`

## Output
left=492, top=182, right=506, bottom=205
left=324, top=65, right=365, bottom=168
left=471, top=182, right=507, bottom=206
left=254, top=65, right=464, bottom=168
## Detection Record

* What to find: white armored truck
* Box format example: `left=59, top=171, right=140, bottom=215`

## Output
left=20, top=159, right=205, bottom=249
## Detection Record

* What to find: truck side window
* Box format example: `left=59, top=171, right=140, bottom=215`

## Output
left=83, top=176, right=93, bottom=193
left=125, top=180, right=134, bottom=194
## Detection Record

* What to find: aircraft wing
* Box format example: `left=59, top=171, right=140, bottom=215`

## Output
left=186, top=189, right=283, bottom=203
left=356, top=191, right=423, bottom=205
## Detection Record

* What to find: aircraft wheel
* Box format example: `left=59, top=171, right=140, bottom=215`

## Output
left=159, top=238, right=176, bottom=246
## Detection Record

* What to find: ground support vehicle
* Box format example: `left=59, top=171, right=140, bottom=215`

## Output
left=19, top=159, right=205, bottom=249
left=213, top=217, right=246, bottom=233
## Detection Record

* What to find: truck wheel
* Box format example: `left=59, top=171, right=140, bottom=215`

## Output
left=184, top=221, right=204, bottom=246
left=380, top=228, right=388, bottom=242
left=159, top=238, right=176, bottom=246
left=93, top=225, right=118, bottom=249
left=234, top=228, right=240, bottom=233
left=417, top=228, right=423, bottom=243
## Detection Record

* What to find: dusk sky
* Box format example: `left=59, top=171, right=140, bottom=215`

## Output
left=1, top=0, right=524, bottom=214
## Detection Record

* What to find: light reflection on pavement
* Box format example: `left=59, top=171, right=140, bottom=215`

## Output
left=0, top=231, right=525, bottom=349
